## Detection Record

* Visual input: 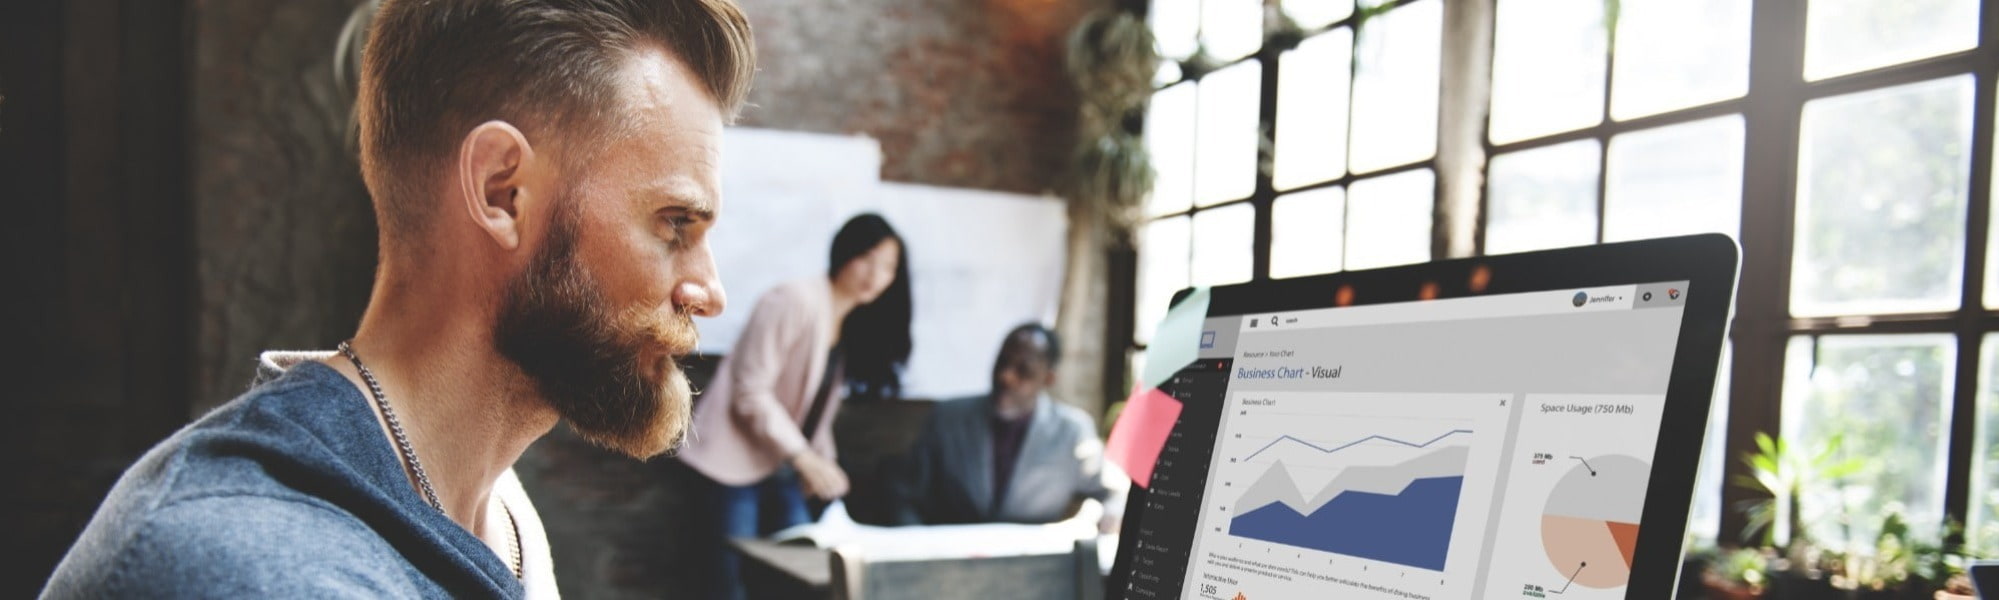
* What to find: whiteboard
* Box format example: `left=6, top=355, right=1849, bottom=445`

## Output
left=706, top=128, right=1069, bottom=399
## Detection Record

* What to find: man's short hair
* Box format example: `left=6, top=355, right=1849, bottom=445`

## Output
left=1004, top=323, right=1062, bottom=370
left=358, top=0, right=755, bottom=238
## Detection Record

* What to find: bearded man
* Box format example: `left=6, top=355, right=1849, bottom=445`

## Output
left=42, top=0, right=754, bottom=597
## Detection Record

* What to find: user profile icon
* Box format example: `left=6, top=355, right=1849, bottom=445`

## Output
left=1572, top=291, right=1588, bottom=307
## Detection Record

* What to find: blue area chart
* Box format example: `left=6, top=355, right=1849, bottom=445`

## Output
left=1224, top=431, right=1474, bottom=572
left=1229, top=477, right=1464, bottom=571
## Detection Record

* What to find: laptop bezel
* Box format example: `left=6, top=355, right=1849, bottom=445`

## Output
left=1105, top=233, right=1740, bottom=599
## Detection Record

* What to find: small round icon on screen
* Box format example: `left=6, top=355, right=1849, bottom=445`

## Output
left=1572, top=292, right=1588, bottom=307
left=1642, top=291, right=1653, bottom=302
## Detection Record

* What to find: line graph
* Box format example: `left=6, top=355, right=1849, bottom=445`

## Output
left=1196, top=391, right=1511, bottom=581
left=1240, top=429, right=1475, bottom=462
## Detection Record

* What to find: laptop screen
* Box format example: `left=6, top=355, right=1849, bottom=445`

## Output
left=1123, top=281, right=1694, bottom=600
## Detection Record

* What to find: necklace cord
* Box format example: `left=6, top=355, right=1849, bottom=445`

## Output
left=337, top=340, right=523, bottom=580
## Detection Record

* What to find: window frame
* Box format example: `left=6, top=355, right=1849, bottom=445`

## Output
left=1719, top=0, right=1999, bottom=546
left=1125, top=0, right=1999, bottom=547
left=1130, top=0, right=1442, bottom=349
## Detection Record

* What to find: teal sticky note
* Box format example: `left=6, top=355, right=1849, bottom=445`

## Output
left=1140, top=286, right=1212, bottom=389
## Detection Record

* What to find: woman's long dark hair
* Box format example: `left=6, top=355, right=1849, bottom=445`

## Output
left=828, top=213, right=912, bottom=401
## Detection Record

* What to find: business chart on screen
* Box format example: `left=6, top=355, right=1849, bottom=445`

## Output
left=1188, top=391, right=1511, bottom=599
left=1135, top=284, right=1690, bottom=600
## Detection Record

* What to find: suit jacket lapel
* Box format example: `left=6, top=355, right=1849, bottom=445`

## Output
left=964, top=395, right=997, bottom=519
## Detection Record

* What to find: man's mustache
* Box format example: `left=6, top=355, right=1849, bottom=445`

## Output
left=617, top=305, right=700, bottom=360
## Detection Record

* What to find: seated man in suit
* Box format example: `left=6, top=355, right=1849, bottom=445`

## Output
left=893, top=323, right=1123, bottom=530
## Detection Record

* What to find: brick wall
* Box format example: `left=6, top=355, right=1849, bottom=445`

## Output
left=187, top=0, right=379, bottom=417
left=737, top=0, right=1099, bottom=195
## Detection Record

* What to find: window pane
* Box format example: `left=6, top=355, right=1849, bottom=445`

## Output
left=1610, top=0, right=1751, bottom=120
left=1349, top=0, right=1440, bottom=173
left=1346, top=169, right=1433, bottom=269
left=1805, top=0, right=1979, bottom=81
left=1975, top=334, right=1999, bottom=554
left=1486, top=140, right=1601, bottom=254
left=1990, top=81, right=1999, bottom=309
left=1202, top=0, right=1263, bottom=61
left=1285, top=0, right=1352, bottom=30
left=1146, top=82, right=1198, bottom=217
left=1151, top=0, right=1201, bottom=60
left=1272, top=187, right=1346, bottom=279
left=1782, top=335, right=1953, bottom=548
left=1688, top=342, right=1732, bottom=545
left=1273, top=28, right=1352, bottom=191
left=1136, top=216, right=1191, bottom=344
left=1191, top=203, right=1254, bottom=286
left=1792, top=76, right=1973, bottom=317
left=1489, top=0, right=1606, bottom=144
left=1604, top=115, right=1744, bottom=242
left=1195, top=60, right=1261, bottom=206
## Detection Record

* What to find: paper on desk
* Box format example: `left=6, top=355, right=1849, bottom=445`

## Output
left=1104, top=385, right=1182, bottom=489
left=1138, top=287, right=1211, bottom=389
left=769, top=500, right=1099, bottom=562
left=768, top=499, right=860, bottom=547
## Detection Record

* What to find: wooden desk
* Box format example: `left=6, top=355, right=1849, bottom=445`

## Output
left=730, top=538, right=832, bottom=600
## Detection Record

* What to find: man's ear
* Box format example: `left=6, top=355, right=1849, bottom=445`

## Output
left=456, top=120, right=536, bottom=250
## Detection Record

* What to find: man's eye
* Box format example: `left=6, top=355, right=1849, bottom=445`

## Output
left=661, top=215, right=694, bottom=245
left=665, top=215, right=694, bottom=231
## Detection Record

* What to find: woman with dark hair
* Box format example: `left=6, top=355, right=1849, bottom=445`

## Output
left=826, top=214, right=914, bottom=404
left=678, top=213, right=911, bottom=600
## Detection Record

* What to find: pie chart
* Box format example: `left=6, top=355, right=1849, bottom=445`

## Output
left=1539, top=454, right=1648, bottom=589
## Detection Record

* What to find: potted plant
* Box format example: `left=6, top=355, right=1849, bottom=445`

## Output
left=1935, top=573, right=1977, bottom=600
left=1728, top=431, right=1868, bottom=597
left=1787, top=503, right=1977, bottom=599
left=1703, top=546, right=1773, bottom=599
left=1736, top=433, right=1865, bottom=554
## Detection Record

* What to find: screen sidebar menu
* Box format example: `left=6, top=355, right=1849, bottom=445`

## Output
left=1120, top=355, right=1235, bottom=597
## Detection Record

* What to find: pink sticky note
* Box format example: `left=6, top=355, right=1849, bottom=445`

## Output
left=1105, top=386, right=1183, bottom=489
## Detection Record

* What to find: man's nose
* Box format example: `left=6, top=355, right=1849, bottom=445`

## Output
left=673, top=242, right=726, bottom=318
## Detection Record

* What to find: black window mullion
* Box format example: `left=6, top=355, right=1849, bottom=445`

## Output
left=1949, top=325, right=1984, bottom=547
left=1591, top=137, right=1609, bottom=245
left=1253, top=36, right=1281, bottom=282
left=1799, top=49, right=1994, bottom=105
left=1788, top=314, right=1985, bottom=335
left=1485, top=99, right=1746, bottom=156
left=1943, top=7, right=1999, bottom=546
left=1719, top=0, right=1808, bottom=545
left=1594, top=0, right=1616, bottom=245
left=1474, top=144, right=1491, bottom=255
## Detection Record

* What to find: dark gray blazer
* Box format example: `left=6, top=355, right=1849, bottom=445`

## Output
left=893, top=394, right=1118, bottom=525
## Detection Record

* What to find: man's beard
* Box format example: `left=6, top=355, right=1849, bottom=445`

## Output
left=494, top=201, right=697, bottom=460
